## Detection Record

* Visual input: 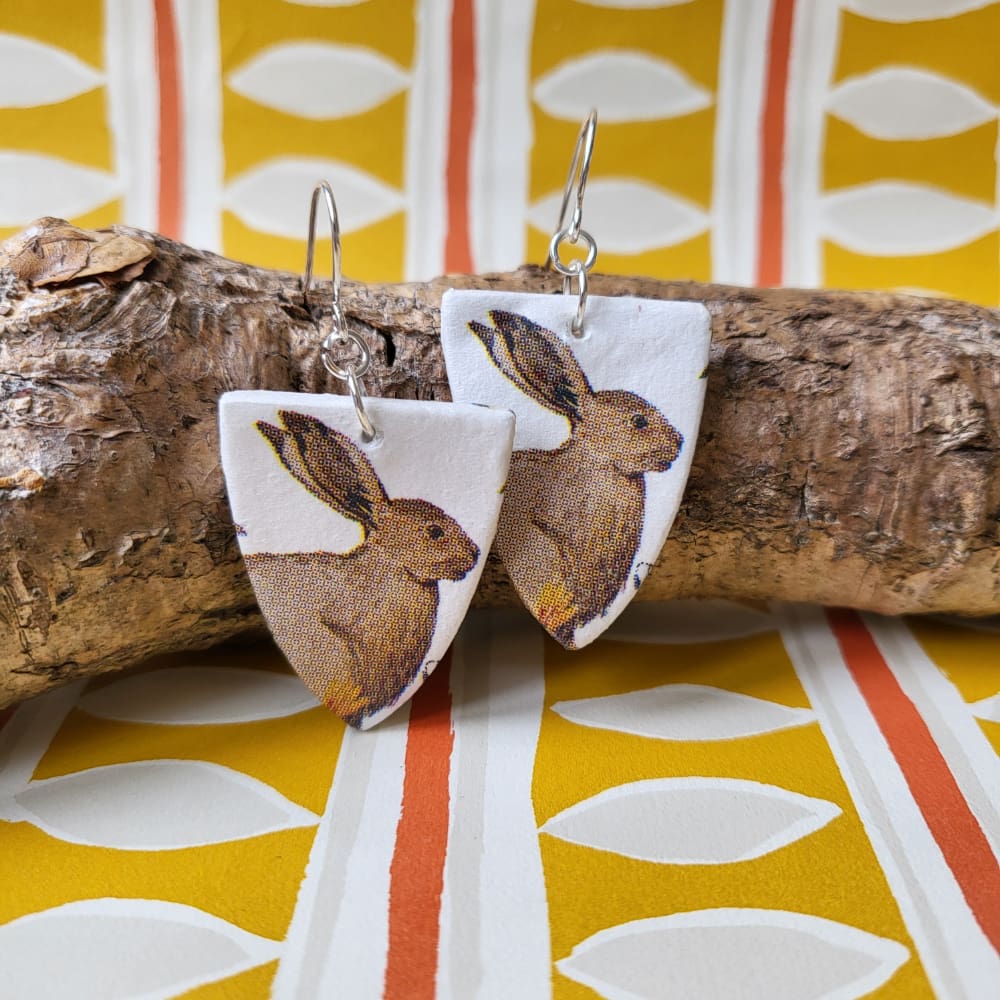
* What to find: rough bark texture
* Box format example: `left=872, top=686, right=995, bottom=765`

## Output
left=1, top=218, right=998, bottom=706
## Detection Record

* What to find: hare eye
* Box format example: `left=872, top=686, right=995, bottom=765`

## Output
left=427, top=524, right=445, bottom=541
left=631, top=413, right=649, bottom=430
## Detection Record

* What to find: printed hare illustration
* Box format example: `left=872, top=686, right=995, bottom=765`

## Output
left=469, top=310, right=683, bottom=648
left=245, top=410, right=479, bottom=726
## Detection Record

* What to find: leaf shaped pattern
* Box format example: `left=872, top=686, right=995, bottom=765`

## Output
left=224, top=157, right=405, bottom=237
left=822, top=182, right=998, bottom=255
left=829, top=68, right=996, bottom=140
left=0, top=33, right=103, bottom=108
left=0, top=152, right=119, bottom=227
left=227, top=42, right=408, bottom=119
left=971, top=693, right=1000, bottom=723
left=540, top=778, right=841, bottom=863
left=80, top=666, right=318, bottom=724
left=553, top=684, right=815, bottom=741
left=534, top=50, right=712, bottom=122
left=1, top=760, right=318, bottom=849
left=557, top=908, right=909, bottom=999
left=843, top=0, right=995, bottom=22
left=1, top=898, right=280, bottom=1000
left=604, top=600, right=775, bottom=644
left=529, top=178, right=709, bottom=254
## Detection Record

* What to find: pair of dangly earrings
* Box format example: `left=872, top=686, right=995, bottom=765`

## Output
left=219, top=112, right=712, bottom=730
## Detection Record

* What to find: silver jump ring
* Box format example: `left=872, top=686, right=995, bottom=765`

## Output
left=549, top=227, right=598, bottom=278
left=320, top=329, right=373, bottom=380
left=346, top=367, right=378, bottom=443
left=545, top=109, right=597, bottom=269
left=305, top=180, right=379, bottom=440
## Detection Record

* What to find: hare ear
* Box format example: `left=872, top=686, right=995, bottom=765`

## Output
left=255, top=411, right=387, bottom=530
left=469, top=310, right=591, bottom=422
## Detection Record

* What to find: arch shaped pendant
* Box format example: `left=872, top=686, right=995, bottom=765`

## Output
left=220, top=391, right=514, bottom=729
left=441, top=289, right=711, bottom=650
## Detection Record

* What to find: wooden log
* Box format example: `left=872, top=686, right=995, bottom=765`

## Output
left=1, top=217, right=998, bottom=706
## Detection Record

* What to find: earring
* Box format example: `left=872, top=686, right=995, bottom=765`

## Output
left=441, top=111, right=711, bottom=650
left=219, top=182, right=514, bottom=729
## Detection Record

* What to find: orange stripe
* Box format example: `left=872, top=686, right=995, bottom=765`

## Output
left=827, top=609, right=1000, bottom=949
left=153, top=0, right=183, bottom=239
left=383, top=654, right=455, bottom=1000
left=444, top=0, right=476, bottom=273
left=757, top=0, right=795, bottom=286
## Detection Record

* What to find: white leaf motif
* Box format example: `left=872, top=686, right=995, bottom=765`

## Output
left=553, top=684, right=815, bottom=741
left=228, top=42, right=408, bottom=119
left=1, top=760, right=318, bottom=849
left=822, top=182, right=998, bottom=255
left=829, top=68, right=995, bottom=139
left=0, top=898, right=279, bottom=1000
left=80, top=666, right=318, bottom=724
left=534, top=51, right=712, bottom=122
left=574, top=0, right=694, bottom=6
left=604, top=600, right=774, bottom=643
left=843, top=0, right=994, bottom=22
left=529, top=178, right=708, bottom=254
left=0, top=152, right=119, bottom=227
left=0, top=33, right=103, bottom=108
left=971, top=693, right=1000, bottom=723
left=225, top=157, right=405, bottom=237
left=540, top=778, right=840, bottom=863
left=557, top=908, right=909, bottom=999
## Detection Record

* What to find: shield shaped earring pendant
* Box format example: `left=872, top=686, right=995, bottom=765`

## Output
left=219, top=184, right=514, bottom=729
left=441, top=113, right=711, bottom=650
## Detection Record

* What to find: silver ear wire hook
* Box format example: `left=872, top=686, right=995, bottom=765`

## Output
left=546, top=109, right=598, bottom=338
left=304, top=181, right=379, bottom=442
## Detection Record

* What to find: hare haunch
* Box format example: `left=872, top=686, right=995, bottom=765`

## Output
left=244, top=410, right=479, bottom=726
left=469, top=310, right=684, bottom=648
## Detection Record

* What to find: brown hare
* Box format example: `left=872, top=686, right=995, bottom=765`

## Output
left=468, top=310, right=683, bottom=649
left=244, top=409, right=479, bottom=727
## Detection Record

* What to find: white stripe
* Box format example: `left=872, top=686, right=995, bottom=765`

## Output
left=271, top=709, right=410, bottom=998
left=782, top=0, right=841, bottom=286
left=173, top=0, right=223, bottom=250
left=104, top=0, right=158, bottom=229
left=0, top=682, right=85, bottom=796
left=777, top=604, right=999, bottom=1000
left=862, top=615, right=1000, bottom=855
left=404, top=0, right=452, bottom=280
left=711, top=0, right=772, bottom=284
left=438, top=610, right=550, bottom=998
left=470, top=0, right=536, bottom=272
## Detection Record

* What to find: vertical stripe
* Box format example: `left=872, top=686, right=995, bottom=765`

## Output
left=173, top=0, right=222, bottom=250
left=757, top=0, right=795, bottom=285
left=863, top=615, right=1000, bottom=856
left=712, top=0, right=773, bottom=285
left=782, top=0, right=840, bottom=286
left=827, top=609, right=1000, bottom=950
left=405, top=0, right=452, bottom=280
left=444, top=0, right=476, bottom=272
left=153, top=0, right=182, bottom=238
left=0, top=683, right=84, bottom=796
left=310, top=712, right=411, bottom=998
left=438, top=610, right=551, bottom=999
left=779, top=604, right=997, bottom=999
left=469, top=0, right=536, bottom=272
left=384, top=654, right=455, bottom=1000
left=104, top=0, right=158, bottom=229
